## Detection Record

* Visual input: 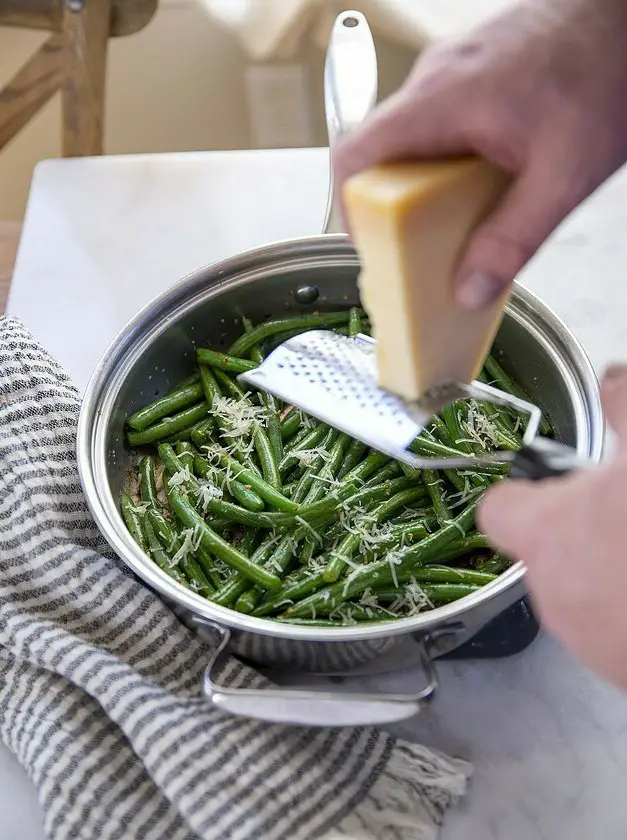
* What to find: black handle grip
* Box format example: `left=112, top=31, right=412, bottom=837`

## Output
left=510, top=440, right=586, bottom=482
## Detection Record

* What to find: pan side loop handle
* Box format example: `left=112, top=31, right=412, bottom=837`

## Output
left=322, top=10, right=379, bottom=235
left=192, top=617, right=438, bottom=727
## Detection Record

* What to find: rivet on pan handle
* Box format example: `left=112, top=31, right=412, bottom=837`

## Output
left=192, top=617, right=439, bottom=727
left=322, top=11, right=378, bottom=235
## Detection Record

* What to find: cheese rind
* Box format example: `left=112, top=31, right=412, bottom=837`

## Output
left=343, top=158, right=511, bottom=402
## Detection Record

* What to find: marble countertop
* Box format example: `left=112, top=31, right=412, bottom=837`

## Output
left=5, top=148, right=627, bottom=839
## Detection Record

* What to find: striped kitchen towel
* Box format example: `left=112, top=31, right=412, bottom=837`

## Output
left=0, top=316, right=471, bottom=840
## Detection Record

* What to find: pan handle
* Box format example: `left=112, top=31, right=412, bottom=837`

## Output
left=193, top=618, right=438, bottom=727
left=322, top=11, right=379, bottom=234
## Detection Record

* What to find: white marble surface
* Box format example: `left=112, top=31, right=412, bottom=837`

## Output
left=8, top=149, right=332, bottom=391
left=6, top=149, right=627, bottom=839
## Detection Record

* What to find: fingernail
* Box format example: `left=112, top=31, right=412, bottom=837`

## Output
left=456, top=272, right=505, bottom=310
left=604, top=364, right=627, bottom=383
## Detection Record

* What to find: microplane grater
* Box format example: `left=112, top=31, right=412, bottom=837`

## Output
left=238, top=330, right=588, bottom=479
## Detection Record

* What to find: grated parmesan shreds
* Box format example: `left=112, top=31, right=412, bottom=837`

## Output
left=463, top=400, right=503, bottom=450
left=201, top=443, right=222, bottom=465
left=389, top=577, right=432, bottom=615
left=342, top=565, right=366, bottom=598
left=461, top=474, right=475, bottom=501
left=358, top=588, right=380, bottom=609
left=406, top=578, right=432, bottom=611
left=154, top=461, right=168, bottom=507
left=387, top=551, right=403, bottom=588
left=336, top=503, right=401, bottom=560
left=224, top=436, right=256, bottom=460
left=223, top=457, right=237, bottom=490
left=331, top=552, right=361, bottom=571
left=211, top=559, right=232, bottom=583
left=329, top=605, right=358, bottom=626
left=444, top=475, right=475, bottom=509
left=298, top=410, right=315, bottom=429
left=167, top=466, right=193, bottom=489
left=274, top=598, right=294, bottom=610
left=331, top=602, right=397, bottom=625
left=170, top=525, right=203, bottom=568
left=291, top=447, right=332, bottom=467
left=308, top=473, right=341, bottom=489
left=307, top=555, right=328, bottom=573
left=199, top=460, right=224, bottom=490
left=442, top=518, right=467, bottom=536
left=211, top=394, right=267, bottom=459
left=192, top=522, right=204, bottom=548
left=295, top=516, right=324, bottom=544
left=131, top=501, right=150, bottom=515
left=212, top=394, right=268, bottom=437
left=201, top=443, right=247, bottom=493
left=392, top=507, right=427, bottom=523
left=196, top=479, right=223, bottom=513
left=262, top=533, right=283, bottom=555
left=266, top=557, right=283, bottom=573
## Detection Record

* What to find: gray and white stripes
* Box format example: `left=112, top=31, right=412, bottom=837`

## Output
left=0, top=317, right=470, bottom=840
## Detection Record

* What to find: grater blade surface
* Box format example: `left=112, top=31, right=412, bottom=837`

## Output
left=238, top=330, right=542, bottom=469
left=240, top=331, right=425, bottom=455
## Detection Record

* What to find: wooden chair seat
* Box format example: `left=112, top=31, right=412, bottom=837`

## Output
left=0, top=0, right=157, bottom=36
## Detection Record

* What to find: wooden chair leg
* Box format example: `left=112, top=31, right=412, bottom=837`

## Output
left=61, top=0, right=112, bottom=157
left=0, top=34, right=65, bottom=153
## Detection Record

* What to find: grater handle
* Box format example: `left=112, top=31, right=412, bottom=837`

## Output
left=322, top=11, right=378, bottom=234
left=509, top=438, right=589, bottom=481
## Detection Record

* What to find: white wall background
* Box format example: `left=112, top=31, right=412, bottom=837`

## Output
left=0, top=0, right=418, bottom=220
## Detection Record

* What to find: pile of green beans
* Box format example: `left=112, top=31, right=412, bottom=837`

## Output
left=120, top=309, right=551, bottom=627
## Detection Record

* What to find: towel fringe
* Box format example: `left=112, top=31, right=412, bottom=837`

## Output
left=328, top=740, right=472, bottom=840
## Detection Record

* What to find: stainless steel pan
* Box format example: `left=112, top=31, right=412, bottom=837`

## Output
left=77, top=11, right=604, bottom=727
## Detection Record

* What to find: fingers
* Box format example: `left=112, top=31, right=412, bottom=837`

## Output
left=601, top=365, right=627, bottom=441
left=333, top=87, right=466, bottom=182
left=454, top=153, right=594, bottom=309
left=479, top=466, right=605, bottom=570
left=477, top=479, right=541, bottom=556
left=332, top=83, right=468, bottom=232
left=334, top=93, right=585, bottom=310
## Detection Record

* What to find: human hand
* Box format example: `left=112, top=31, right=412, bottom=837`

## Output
left=333, top=0, right=627, bottom=310
left=479, top=366, right=627, bottom=690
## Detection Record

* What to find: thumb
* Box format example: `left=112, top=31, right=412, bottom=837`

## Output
left=601, top=365, right=627, bottom=442
left=477, top=480, right=541, bottom=556
left=455, top=155, right=593, bottom=311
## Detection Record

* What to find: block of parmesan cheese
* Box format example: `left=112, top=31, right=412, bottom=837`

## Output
left=343, top=158, right=511, bottom=402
